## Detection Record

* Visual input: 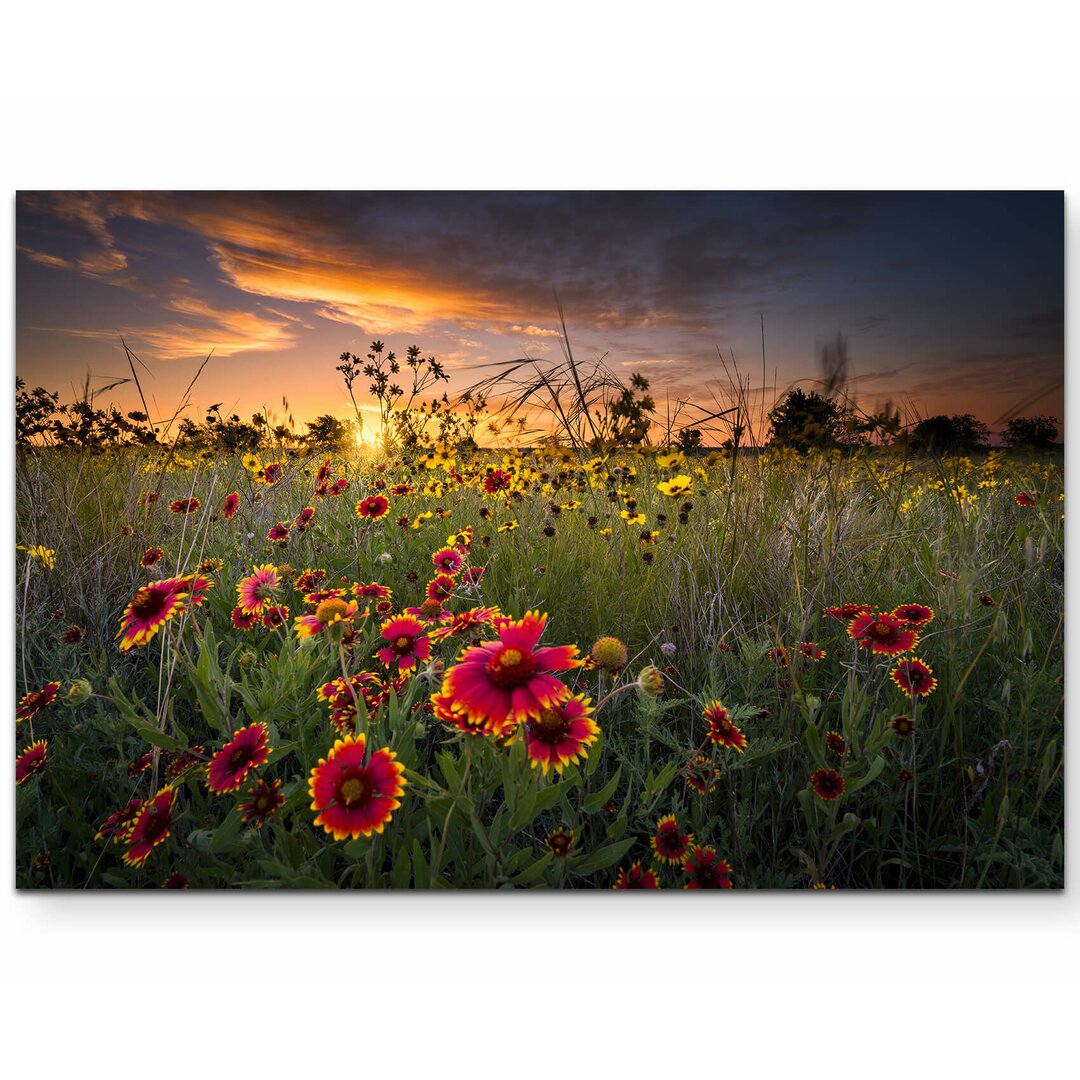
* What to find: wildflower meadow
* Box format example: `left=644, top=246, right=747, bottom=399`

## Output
left=14, top=378, right=1064, bottom=889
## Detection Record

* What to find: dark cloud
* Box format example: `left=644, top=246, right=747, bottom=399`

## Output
left=15, top=191, right=1064, bottom=432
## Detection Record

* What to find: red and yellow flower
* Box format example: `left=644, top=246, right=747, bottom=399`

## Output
left=95, top=798, right=143, bottom=843
left=614, top=862, right=661, bottom=889
left=353, top=581, right=393, bottom=602
left=376, top=615, right=431, bottom=673
left=308, top=733, right=406, bottom=840
left=545, top=826, right=574, bottom=856
left=482, top=469, right=513, bottom=495
left=17, top=681, right=61, bottom=723
left=651, top=814, right=693, bottom=865
left=847, top=611, right=918, bottom=656
left=890, top=603, right=935, bottom=630
left=890, top=657, right=937, bottom=698
left=683, top=845, right=733, bottom=888
left=523, top=692, right=599, bottom=775
left=425, top=574, right=457, bottom=604
left=206, top=722, right=272, bottom=794
left=261, top=604, right=290, bottom=630
left=141, top=546, right=164, bottom=568
left=430, top=688, right=496, bottom=736
left=438, top=610, right=580, bottom=731
left=355, top=495, right=390, bottom=520
left=685, top=754, right=719, bottom=795
left=16, top=740, right=48, bottom=785
left=123, top=785, right=178, bottom=868
left=267, top=522, right=291, bottom=545
left=222, top=491, right=240, bottom=519
left=239, top=778, right=285, bottom=828
left=117, top=575, right=206, bottom=651
left=429, top=605, right=501, bottom=641
left=236, top=564, right=281, bottom=614
left=431, top=546, right=464, bottom=574
left=702, top=701, right=747, bottom=752
left=294, top=597, right=363, bottom=639
left=823, top=603, right=872, bottom=621
left=232, top=606, right=259, bottom=630
left=810, top=767, right=845, bottom=800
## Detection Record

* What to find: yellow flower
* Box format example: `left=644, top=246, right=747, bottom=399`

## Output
left=620, top=510, right=646, bottom=525
left=18, top=544, right=56, bottom=570
left=656, top=474, right=693, bottom=498
left=656, top=450, right=686, bottom=470
left=497, top=520, right=519, bottom=533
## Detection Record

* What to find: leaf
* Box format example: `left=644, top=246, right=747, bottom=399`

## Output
left=506, top=851, right=554, bottom=886
left=586, top=729, right=605, bottom=775
left=437, top=749, right=463, bottom=792
left=583, top=766, right=622, bottom=814
left=129, top=721, right=183, bottom=752
left=845, top=755, right=885, bottom=794
left=572, top=837, right=635, bottom=876
left=343, top=838, right=370, bottom=860
left=209, top=805, right=245, bottom=853
left=390, top=847, right=412, bottom=888
left=412, top=839, right=430, bottom=889
left=643, top=761, right=678, bottom=801
left=829, top=813, right=860, bottom=845
left=605, top=810, right=628, bottom=841
left=508, top=780, right=539, bottom=834
left=534, top=777, right=573, bottom=814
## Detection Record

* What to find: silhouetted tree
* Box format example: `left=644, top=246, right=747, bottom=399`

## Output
left=16, top=378, right=59, bottom=446
left=767, top=389, right=862, bottom=452
left=305, top=414, right=352, bottom=451
left=907, top=414, right=990, bottom=454
left=1002, top=415, right=1059, bottom=450
left=677, top=427, right=703, bottom=452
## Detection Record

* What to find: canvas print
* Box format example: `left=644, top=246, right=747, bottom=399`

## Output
left=14, top=191, right=1063, bottom=889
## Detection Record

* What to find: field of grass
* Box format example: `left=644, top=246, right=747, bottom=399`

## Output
left=14, top=442, right=1064, bottom=888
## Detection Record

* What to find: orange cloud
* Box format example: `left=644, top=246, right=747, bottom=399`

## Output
left=510, top=324, right=562, bottom=338
left=39, top=297, right=299, bottom=361
left=29, top=192, right=539, bottom=337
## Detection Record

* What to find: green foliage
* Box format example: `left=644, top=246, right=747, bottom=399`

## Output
left=14, top=440, right=1064, bottom=889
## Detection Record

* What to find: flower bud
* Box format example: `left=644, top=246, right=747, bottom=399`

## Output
left=637, top=665, right=664, bottom=698
left=64, top=678, right=92, bottom=706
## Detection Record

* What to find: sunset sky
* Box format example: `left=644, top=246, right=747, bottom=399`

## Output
left=15, top=191, right=1064, bottom=443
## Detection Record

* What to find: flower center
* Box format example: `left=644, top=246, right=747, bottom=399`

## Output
left=130, top=588, right=170, bottom=618
left=316, top=598, right=349, bottom=624
left=486, top=647, right=536, bottom=689
left=534, top=706, right=568, bottom=737
left=228, top=747, right=251, bottom=769
left=338, top=771, right=372, bottom=807
left=141, top=805, right=170, bottom=843
left=868, top=621, right=895, bottom=641
left=394, top=635, right=413, bottom=654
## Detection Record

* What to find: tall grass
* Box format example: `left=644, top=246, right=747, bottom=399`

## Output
left=15, top=435, right=1064, bottom=889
